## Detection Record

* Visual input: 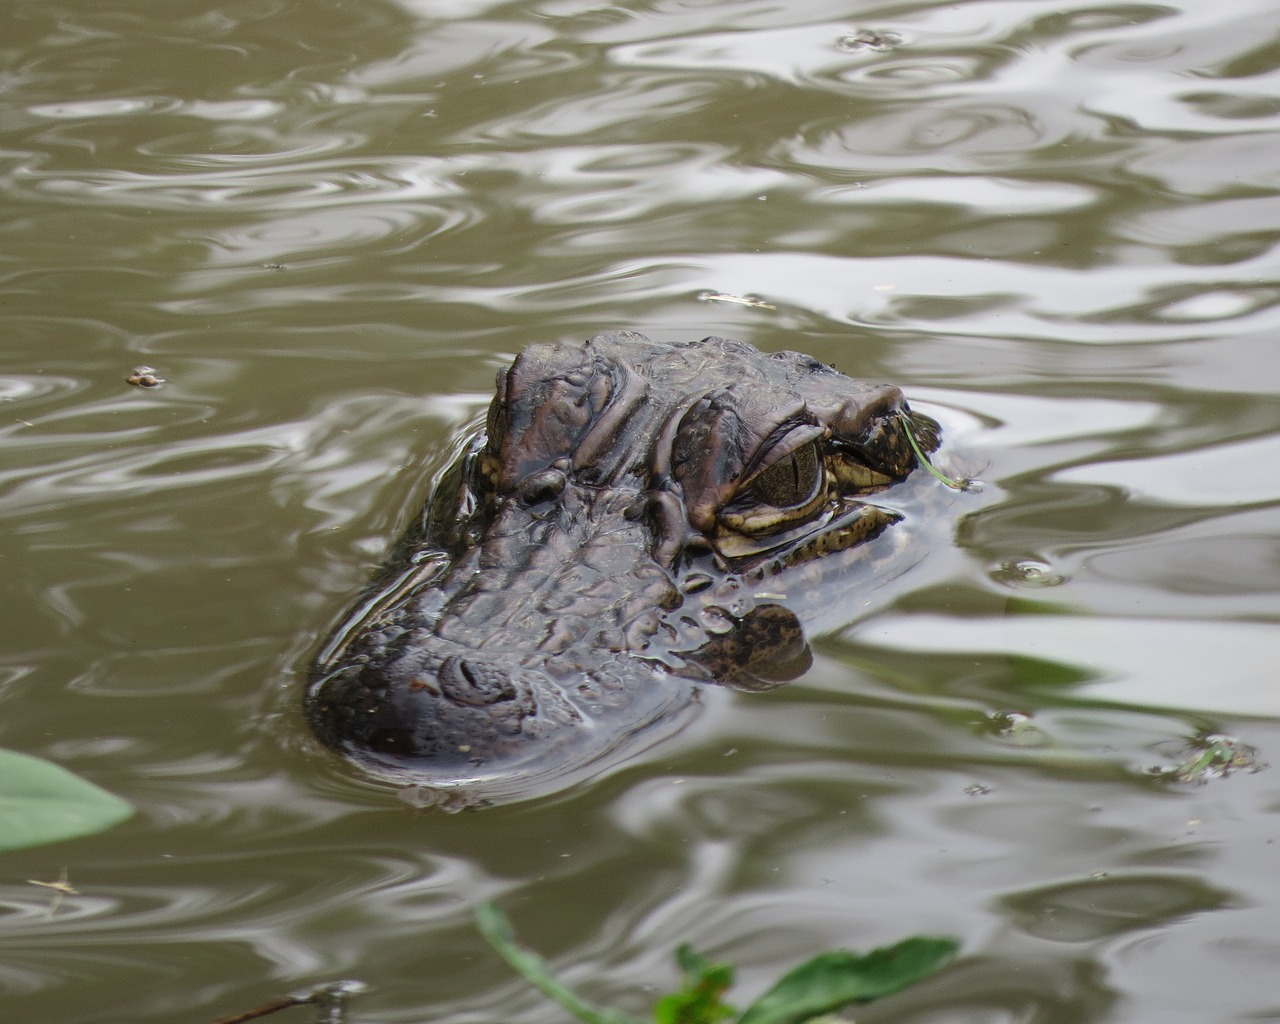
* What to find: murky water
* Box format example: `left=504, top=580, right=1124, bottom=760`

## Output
left=4, top=0, right=1280, bottom=1021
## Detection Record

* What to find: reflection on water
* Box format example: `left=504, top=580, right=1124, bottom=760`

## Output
left=3, top=0, right=1280, bottom=1020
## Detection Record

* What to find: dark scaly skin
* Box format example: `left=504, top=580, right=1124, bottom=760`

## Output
left=307, top=332, right=939, bottom=805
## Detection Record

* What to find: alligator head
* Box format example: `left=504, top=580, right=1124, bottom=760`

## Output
left=307, top=332, right=939, bottom=804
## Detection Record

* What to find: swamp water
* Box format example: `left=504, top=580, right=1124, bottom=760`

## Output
left=3, top=1, right=1280, bottom=1021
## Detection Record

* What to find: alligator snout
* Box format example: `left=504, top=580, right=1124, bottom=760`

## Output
left=309, top=632, right=701, bottom=802
left=312, top=648, right=556, bottom=771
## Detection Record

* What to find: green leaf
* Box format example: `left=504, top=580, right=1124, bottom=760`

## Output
left=475, top=903, right=646, bottom=1024
left=653, top=944, right=737, bottom=1024
left=0, top=748, right=134, bottom=853
left=676, top=944, right=715, bottom=978
left=736, top=938, right=959, bottom=1024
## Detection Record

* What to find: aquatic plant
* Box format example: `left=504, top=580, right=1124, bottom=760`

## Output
left=477, top=902, right=958, bottom=1024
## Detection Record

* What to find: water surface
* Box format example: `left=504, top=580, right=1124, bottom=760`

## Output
left=3, top=1, right=1280, bottom=1021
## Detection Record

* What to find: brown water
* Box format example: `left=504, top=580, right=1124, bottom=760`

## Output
left=4, top=1, right=1280, bottom=1021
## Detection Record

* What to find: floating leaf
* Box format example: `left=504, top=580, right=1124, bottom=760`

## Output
left=475, top=903, right=645, bottom=1024
left=0, top=748, right=134, bottom=853
left=737, top=938, right=959, bottom=1024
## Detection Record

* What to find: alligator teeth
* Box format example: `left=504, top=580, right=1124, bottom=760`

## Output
left=832, top=460, right=894, bottom=491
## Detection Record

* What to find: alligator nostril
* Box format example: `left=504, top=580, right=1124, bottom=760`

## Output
left=438, top=655, right=518, bottom=707
left=516, top=468, right=567, bottom=506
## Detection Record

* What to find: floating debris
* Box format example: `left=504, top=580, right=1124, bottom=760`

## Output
left=985, top=709, right=1041, bottom=739
left=1151, top=733, right=1268, bottom=784
left=697, top=291, right=777, bottom=310
left=837, top=29, right=903, bottom=52
left=27, top=867, right=78, bottom=917
left=125, top=365, right=165, bottom=388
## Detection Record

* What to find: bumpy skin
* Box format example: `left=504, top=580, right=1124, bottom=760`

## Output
left=307, top=332, right=937, bottom=804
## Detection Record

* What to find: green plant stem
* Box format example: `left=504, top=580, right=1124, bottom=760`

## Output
left=476, top=903, right=645, bottom=1024
left=899, top=414, right=970, bottom=490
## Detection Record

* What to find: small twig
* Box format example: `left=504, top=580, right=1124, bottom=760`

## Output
left=209, top=982, right=366, bottom=1024
left=209, top=995, right=305, bottom=1024
left=899, top=413, right=971, bottom=490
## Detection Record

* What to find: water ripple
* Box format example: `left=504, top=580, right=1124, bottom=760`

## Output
left=6, top=0, right=1280, bottom=1020
left=29, top=97, right=286, bottom=121
left=198, top=205, right=471, bottom=268
left=13, top=154, right=477, bottom=212
left=0, top=420, right=303, bottom=516
left=855, top=614, right=1280, bottom=718
left=0, top=373, right=84, bottom=406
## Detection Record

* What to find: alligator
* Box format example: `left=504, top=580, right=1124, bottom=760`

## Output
left=307, top=331, right=940, bottom=805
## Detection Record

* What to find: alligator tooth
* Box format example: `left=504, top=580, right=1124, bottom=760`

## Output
left=699, top=606, right=737, bottom=636
left=681, top=573, right=714, bottom=594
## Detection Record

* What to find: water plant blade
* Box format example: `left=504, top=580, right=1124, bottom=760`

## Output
left=475, top=902, right=646, bottom=1024
left=0, top=748, right=134, bottom=853
left=736, top=937, right=959, bottom=1024
left=899, top=412, right=969, bottom=490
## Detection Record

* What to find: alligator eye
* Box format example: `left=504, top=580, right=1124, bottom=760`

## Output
left=716, top=440, right=828, bottom=549
left=749, top=442, right=821, bottom=508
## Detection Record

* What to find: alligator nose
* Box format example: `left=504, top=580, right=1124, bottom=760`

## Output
left=308, top=645, right=699, bottom=803
left=307, top=649, right=559, bottom=774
